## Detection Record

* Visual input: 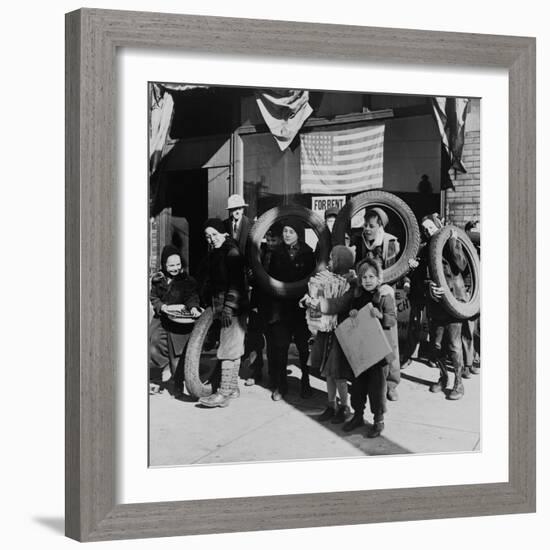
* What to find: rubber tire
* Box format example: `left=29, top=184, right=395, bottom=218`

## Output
left=332, top=190, right=421, bottom=285
left=184, top=307, right=215, bottom=399
left=247, top=205, right=332, bottom=299
left=428, top=225, right=481, bottom=320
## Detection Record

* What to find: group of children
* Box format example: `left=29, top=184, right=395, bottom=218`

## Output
left=303, top=247, right=399, bottom=438
left=149, top=218, right=401, bottom=438
left=149, top=205, right=478, bottom=439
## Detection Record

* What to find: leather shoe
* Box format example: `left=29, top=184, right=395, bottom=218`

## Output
left=199, top=392, right=230, bottom=408
left=317, top=407, right=335, bottom=422
left=387, top=388, right=398, bottom=401
left=470, top=363, right=480, bottom=375
left=447, top=385, right=464, bottom=400
left=227, top=388, right=240, bottom=399
left=271, top=390, right=284, bottom=402
left=368, top=421, right=385, bottom=438
left=330, top=406, right=349, bottom=424
left=429, top=377, right=447, bottom=393
left=343, top=414, right=365, bottom=432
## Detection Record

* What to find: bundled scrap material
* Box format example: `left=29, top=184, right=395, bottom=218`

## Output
left=306, top=270, right=350, bottom=335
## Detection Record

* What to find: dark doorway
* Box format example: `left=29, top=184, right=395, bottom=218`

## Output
left=166, top=169, right=209, bottom=277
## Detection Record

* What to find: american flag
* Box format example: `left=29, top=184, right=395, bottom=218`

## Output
left=300, top=124, right=385, bottom=194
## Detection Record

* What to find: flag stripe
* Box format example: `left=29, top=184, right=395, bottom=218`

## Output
left=302, top=181, right=381, bottom=194
left=333, top=127, right=385, bottom=142
left=332, top=149, right=383, bottom=162
left=333, top=139, right=382, bottom=153
left=302, top=162, right=384, bottom=177
left=301, top=169, right=383, bottom=182
left=302, top=153, right=383, bottom=171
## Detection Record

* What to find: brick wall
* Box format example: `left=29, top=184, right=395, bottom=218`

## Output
left=445, top=100, right=481, bottom=228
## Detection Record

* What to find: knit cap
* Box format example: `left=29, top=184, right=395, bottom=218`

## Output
left=203, top=218, right=226, bottom=234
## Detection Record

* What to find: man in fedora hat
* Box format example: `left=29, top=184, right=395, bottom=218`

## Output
left=223, top=194, right=252, bottom=255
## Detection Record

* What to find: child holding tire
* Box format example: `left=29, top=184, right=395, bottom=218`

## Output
left=197, top=218, right=250, bottom=408
left=419, top=215, right=473, bottom=400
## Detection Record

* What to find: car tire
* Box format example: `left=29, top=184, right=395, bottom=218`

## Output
left=428, top=225, right=481, bottom=320
left=332, top=190, right=421, bottom=285
left=247, top=205, right=332, bottom=299
left=184, top=307, right=216, bottom=399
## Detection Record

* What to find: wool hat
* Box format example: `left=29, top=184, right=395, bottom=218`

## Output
left=364, top=207, right=389, bottom=228
left=330, top=245, right=355, bottom=275
left=324, top=206, right=339, bottom=220
left=266, top=221, right=283, bottom=238
left=203, top=218, right=227, bottom=234
left=421, top=213, right=443, bottom=230
left=160, top=244, right=184, bottom=275
left=280, top=217, right=304, bottom=240
left=226, top=194, right=248, bottom=210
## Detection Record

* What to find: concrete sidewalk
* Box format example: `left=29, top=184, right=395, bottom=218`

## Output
left=149, top=356, right=480, bottom=467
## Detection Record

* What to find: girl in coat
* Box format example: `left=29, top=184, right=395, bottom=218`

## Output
left=314, top=257, right=399, bottom=438
left=304, top=245, right=356, bottom=424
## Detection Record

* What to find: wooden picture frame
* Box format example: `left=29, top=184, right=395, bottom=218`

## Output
left=65, top=8, right=536, bottom=542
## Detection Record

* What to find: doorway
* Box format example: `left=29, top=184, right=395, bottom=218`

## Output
left=166, top=169, right=208, bottom=277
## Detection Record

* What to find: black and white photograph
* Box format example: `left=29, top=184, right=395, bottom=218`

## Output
left=148, top=83, right=481, bottom=466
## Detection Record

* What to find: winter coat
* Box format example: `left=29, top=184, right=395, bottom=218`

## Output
left=202, top=237, right=249, bottom=316
left=263, top=240, right=315, bottom=325
left=314, top=282, right=399, bottom=379
left=223, top=215, right=252, bottom=256
left=149, top=271, right=200, bottom=333
left=353, top=229, right=400, bottom=268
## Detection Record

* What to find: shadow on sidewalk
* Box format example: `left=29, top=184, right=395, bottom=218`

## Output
left=250, top=363, right=413, bottom=457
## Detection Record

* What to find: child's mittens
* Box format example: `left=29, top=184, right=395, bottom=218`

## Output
left=348, top=308, right=359, bottom=328
left=190, top=307, right=202, bottom=318
left=151, top=271, right=165, bottom=283
left=370, top=306, right=383, bottom=319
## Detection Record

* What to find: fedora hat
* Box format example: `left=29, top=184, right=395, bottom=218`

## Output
left=226, top=194, right=248, bottom=210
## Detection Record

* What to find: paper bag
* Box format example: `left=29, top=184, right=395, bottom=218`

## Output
left=335, top=303, right=394, bottom=377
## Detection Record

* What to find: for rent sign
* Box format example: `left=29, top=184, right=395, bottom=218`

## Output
left=311, top=196, right=346, bottom=217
